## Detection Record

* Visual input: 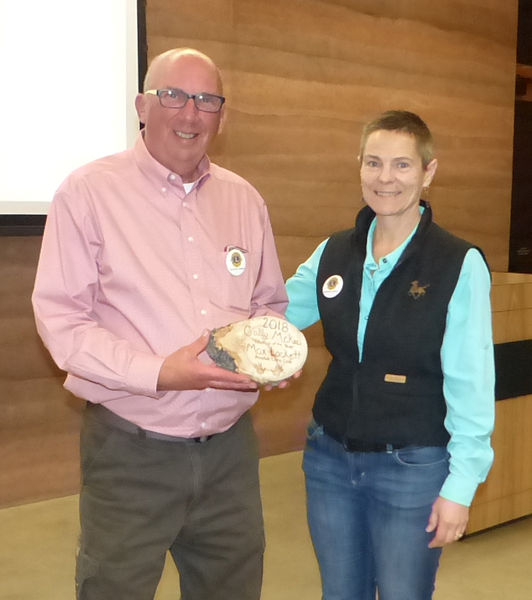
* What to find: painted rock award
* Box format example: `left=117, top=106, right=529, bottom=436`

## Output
left=207, top=315, right=308, bottom=384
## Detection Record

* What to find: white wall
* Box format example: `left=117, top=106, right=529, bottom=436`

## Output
left=0, top=0, right=138, bottom=214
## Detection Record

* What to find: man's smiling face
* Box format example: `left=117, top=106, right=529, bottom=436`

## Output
left=136, top=51, right=224, bottom=182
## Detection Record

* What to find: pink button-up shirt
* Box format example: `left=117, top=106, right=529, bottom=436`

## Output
left=32, top=135, right=288, bottom=436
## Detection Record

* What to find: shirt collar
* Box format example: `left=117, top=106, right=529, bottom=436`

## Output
left=364, top=206, right=425, bottom=273
left=133, top=132, right=212, bottom=190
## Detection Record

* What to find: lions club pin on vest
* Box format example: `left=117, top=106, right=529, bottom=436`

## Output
left=322, top=275, right=344, bottom=298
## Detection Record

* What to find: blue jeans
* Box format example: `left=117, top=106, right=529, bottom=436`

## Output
left=303, top=420, right=449, bottom=600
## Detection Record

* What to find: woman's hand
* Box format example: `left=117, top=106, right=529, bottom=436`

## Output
left=426, top=496, right=469, bottom=548
left=261, top=369, right=303, bottom=392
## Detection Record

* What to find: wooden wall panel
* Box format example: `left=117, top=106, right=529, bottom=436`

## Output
left=147, top=0, right=518, bottom=274
left=145, top=0, right=521, bottom=494
left=0, top=1, right=521, bottom=508
left=0, top=237, right=84, bottom=507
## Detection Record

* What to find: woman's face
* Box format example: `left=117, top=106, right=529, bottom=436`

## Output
left=360, top=129, right=437, bottom=220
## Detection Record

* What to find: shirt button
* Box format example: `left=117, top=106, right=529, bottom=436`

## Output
left=161, top=187, right=167, bottom=193
left=200, top=309, right=207, bottom=315
left=183, top=201, right=188, bottom=207
left=187, top=236, right=194, bottom=242
left=192, top=273, right=199, bottom=280
left=382, top=258, right=388, bottom=263
left=168, top=173, right=176, bottom=181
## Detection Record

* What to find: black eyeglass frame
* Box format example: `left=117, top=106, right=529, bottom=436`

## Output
left=144, top=88, right=225, bottom=113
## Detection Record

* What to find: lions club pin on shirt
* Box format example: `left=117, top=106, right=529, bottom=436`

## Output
left=225, top=246, right=247, bottom=276
left=322, top=275, right=344, bottom=298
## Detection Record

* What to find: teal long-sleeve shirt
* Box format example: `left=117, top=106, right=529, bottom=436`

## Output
left=285, top=217, right=495, bottom=507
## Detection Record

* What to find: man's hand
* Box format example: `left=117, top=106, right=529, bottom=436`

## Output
left=157, top=331, right=258, bottom=392
left=426, top=496, right=469, bottom=548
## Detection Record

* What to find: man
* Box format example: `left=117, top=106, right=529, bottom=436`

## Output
left=32, top=48, right=289, bottom=600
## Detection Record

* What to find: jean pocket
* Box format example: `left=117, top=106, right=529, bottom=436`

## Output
left=306, top=418, right=324, bottom=442
left=393, top=445, right=449, bottom=468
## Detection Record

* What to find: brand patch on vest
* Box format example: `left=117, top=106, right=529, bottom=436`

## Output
left=384, top=373, right=407, bottom=384
left=322, top=275, right=343, bottom=298
left=408, top=280, right=430, bottom=299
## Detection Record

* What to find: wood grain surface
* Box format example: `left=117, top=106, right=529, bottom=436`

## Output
left=1, top=2, right=525, bottom=527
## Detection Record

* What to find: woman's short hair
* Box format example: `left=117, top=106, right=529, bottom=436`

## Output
left=359, top=110, right=434, bottom=169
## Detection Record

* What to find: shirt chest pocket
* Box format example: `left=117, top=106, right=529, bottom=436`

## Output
left=211, top=250, right=261, bottom=315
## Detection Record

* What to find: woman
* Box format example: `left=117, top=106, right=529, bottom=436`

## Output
left=285, top=110, right=495, bottom=600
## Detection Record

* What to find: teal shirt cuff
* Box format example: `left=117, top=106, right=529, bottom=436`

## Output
left=439, top=472, right=480, bottom=507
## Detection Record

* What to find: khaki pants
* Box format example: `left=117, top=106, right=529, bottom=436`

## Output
left=76, top=405, right=264, bottom=600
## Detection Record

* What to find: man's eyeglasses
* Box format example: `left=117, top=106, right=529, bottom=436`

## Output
left=145, top=88, right=225, bottom=113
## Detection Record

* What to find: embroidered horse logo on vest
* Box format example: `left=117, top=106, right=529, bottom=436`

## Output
left=409, top=280, right=430, bottom=299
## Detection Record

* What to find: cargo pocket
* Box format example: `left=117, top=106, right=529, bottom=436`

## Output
left=75, top=549, right=99, bottom=599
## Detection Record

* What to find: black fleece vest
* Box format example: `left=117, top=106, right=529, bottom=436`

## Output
left=315, top=202, right=478, bottom=447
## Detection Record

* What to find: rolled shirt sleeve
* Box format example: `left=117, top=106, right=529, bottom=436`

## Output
left=32, top=191, right=165, bottom=398
left=439, top=248, right=495, bottom=506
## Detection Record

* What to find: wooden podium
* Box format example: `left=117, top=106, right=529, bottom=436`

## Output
left=467, top=273, right=532, bottom=533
